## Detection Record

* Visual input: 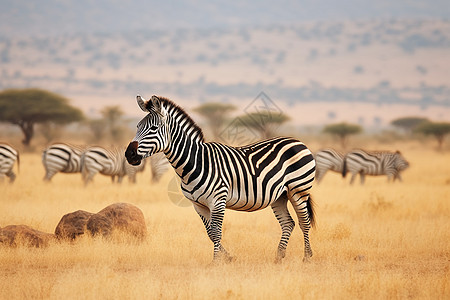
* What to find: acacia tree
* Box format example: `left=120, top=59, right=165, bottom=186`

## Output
left=323, top=122, right=362, bottom=149
left=194, top=102, right=236, bottom=140
left=101, top=105, right=125, bottom=141
left=237, top=111, right=290, bottom=139
left=415, top=122, right=450, bottom=150
left=0, top=88, right=84, bottom=146
left=391, top=117, right=428, bottom=135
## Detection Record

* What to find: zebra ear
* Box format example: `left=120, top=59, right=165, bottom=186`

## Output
left=137, top=95, right=149, bottom=112
left=150, top=95, right=166, bottom=118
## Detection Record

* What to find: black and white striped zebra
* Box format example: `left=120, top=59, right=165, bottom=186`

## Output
left=42, top=143, right=86, bottom=181
left=125, top=95, right=316, bottom=263
left=314, top=148, right=344, bottom=183
left=81, top=146, right=145, bottom=185
left=342, top=149, right=409, bottom=184
left=0, top=143, right=19, bottom=183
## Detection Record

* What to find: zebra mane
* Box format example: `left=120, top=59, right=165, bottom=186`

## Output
left=158, top=96, right=205, bottom=142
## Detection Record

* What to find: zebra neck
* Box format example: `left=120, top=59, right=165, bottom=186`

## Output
left=163, top=124, right=205, bottom=182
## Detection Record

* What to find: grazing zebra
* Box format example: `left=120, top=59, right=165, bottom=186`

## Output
left=314, top=148, right=344, bottom=183
left=0, top=143, right=19, bottom=183
left=81, top=146, right=145, bottom=185
left=342, top=149, right=409, bottom=184
left=42, top=143, right=87, bottom=181
left=125, top=95, right=316, bottom=263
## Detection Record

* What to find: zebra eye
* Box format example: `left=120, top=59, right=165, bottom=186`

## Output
left=150, top=125, right=159, bottom=131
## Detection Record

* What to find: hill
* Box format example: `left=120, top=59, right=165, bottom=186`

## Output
left=1, top=18, right=450, bottom=127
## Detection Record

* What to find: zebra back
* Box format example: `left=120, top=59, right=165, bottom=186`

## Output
left=344, top=149, right=409, bottom=179
left=43, top=143, right=87, bottom=173
left=314, top=148, right=344, bottom=182
left=0, top=143, right=19, bottom=177
left=83, top=145, right=146, bottom=183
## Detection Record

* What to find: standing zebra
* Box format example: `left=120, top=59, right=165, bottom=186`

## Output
left=81, top=146, right=145, bottom=185
left=342, top=149, right=409, bottom=184
left=125, top=95, right=316, bottom=263
left=0, top=143, right=19, bottom=183
left=42, top=143, right=87, bottom=181
left=314, top=148, right=344, bottom=183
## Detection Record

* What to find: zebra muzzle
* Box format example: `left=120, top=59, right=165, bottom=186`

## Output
left=125, top=141, right=142, bottom=166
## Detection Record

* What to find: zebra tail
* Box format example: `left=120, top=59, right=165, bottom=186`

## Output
left=307, top=195, right=316, bottom=229
left=342, top=157, right=347, bottom=178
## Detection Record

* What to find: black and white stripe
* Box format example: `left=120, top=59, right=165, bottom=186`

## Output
left=42, top=143, right=86, bottom=181
left=314, top=148, right=344, bottom=183
left=342, top=149, right=410, bottom=184
left=126, top=95, right=316, bottom=263
left=81, top=146, right=145, bottom=185
left=0, top=143, right=19, bottom=183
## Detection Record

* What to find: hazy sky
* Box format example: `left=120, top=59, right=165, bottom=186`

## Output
left=1, top=0, right=449, bottom=37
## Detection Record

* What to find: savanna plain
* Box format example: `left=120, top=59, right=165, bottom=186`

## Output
left=1, top=141, right=449, bottom=299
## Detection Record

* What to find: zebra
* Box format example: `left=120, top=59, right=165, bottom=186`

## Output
left=342, top=149, right=410, bottom=184
left=81, top=146, right=145, bottom=185
left=125, top=95, right=316, bottom=263
left=0, top=143, right=19, bottom=183
left=42, top=143, right=87, bottom=181
left=314, top=148, right=344, bottom=183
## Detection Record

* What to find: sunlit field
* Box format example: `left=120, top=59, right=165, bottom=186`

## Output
left=1, top=142, right=449, bottom=299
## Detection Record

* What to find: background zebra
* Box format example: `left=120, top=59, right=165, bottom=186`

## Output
left=125, top=95, right=316, bottom=263
left=342, top=149, right=410, bottom=184
left=81, top=146, right=145, bottom=185
left=149, top=152, right=171, bottom=183
left=314, top=148, right=344, bottom=183
left=42, top=143, right=87, bottom=181
left=0, top=143, right=19, bottom=183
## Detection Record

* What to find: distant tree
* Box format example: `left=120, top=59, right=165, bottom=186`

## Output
left=193, top=102, right=236, bottom=140
left=100, top=105, right=125, bottom=141
left=237, top=111, right=290, bottom=139
left=415, top=122, right=450, bottom=150
left=86, top=118, right=106, bottom=143
left=0, top=88, right=84, bottom=146
left=39, top=121, right=63, bottom=144
left=391, top=117, right=428, bottom=135
left=323, top=122, right=362, bottom=148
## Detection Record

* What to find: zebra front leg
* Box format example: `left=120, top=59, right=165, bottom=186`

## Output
left=360, top=172, right=366, bottom=185
left=271, top=194, right=295, bottom=263
left=194, top=201, right=232, bottom=263
left=349, top=172, right=357, bottom=184
left=210, top=200, right=232, bottom=262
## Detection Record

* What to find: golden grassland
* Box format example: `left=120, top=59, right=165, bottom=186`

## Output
left=0, top=142, right=449, bottom=299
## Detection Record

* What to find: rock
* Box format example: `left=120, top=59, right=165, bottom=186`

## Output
left=86, top=203, right=147, bottom=240
left=54, top=210, right=94, bottom=240
left=0, top=225, right=54, bottom=248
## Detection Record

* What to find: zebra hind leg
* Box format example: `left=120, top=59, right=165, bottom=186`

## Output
left=193, top=202, right=233, bottom=263
left=271, top=193, right=295, bottom=263
left=289, top=193, right=315, bottom=262
left=6, top=170, right=16, bottom=183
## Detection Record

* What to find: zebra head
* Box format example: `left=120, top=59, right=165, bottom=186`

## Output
left=394, top=151, right=410, bottom=171
left=125, top=95, right=169, bottom=166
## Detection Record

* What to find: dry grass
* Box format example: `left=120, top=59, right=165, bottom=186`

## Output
left=1, top=144, right=449, bottom=299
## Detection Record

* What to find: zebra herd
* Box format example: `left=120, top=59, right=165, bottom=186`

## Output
left=0, top=142, right=169, bottom=184
left=1, top=94, right=411, bottom=264
left=315, top=148, right=410, bottom=184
